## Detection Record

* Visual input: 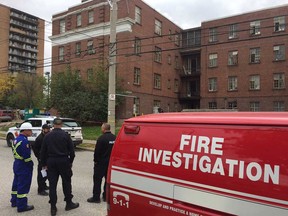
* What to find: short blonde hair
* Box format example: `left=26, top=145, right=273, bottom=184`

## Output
left=101, top=123, right=110, bottom=131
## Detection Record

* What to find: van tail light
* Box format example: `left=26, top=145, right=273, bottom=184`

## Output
left=124, top=125, right=140, bottom=134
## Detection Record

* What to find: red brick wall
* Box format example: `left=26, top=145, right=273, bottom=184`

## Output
left=201, top=6, right=288, bottom=111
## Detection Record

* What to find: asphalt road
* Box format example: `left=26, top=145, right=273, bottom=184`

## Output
left=0, top=139, right=107, bottom=216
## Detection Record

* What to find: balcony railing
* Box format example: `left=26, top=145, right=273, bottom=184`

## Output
left=179, top=91, right=200, bottom=99
left=180, top=67, right=201, bottom=77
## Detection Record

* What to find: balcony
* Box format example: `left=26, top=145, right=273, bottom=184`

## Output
left=179, top=91, right=200, bottom=100
left=10, top=19, right=38, bottom=32
left=10, top=12, right=38, bottom=25
left=180, top=67, right=201, bottom=77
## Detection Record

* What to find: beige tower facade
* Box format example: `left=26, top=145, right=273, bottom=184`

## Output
left=0, top=4, right=45, bottom=76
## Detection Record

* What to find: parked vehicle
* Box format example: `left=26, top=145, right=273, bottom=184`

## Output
left=0, top=110, right=14, bottom=122
left=107, top=112, right=288, bottom=216
left=6, top=116, right=83, bottom=147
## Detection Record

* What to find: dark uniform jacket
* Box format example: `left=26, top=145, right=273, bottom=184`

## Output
left=32, top=132, right=45, bottom=159
left=40, top=128, right=75, bottom=166
left=94, top=132, right=116, bottom=165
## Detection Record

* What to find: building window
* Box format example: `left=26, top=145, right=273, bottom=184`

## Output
left=153, top=100, right=161, bottom=113
left=228, top=101, right=238, bottom=109
left=250, top=21, right=261, bottom=35
left=155, top=19, right=162, bottom=35
left=208, top=102, right=217, bottom=109
left=249, top=75, right=260, bottom=90
left=274, top=101, right=285, bottom=111
left=175, top=32, right=180, bottom=46
left=228, top=51, right=238, bottom=65
left=59, top=46, right=64, bottom=61
left=135, top=6, right=141, bottom=24
left=154, top=73, right=161, bottom=89
left=228, top=76, right=238, bottom=91
left=209, top=28, right=217, bottom=42
left=250, top=102, right=260, bottom=111
left=134, top=38, right=141, bottom=55
left=250, top=48, right=260, bottom=63
left=175, top=56, right=179, bottom=69
left=75, top=69, right=81, bottom=79
left=168, top=29, right=172, bottom=40
left=209, top=53, right=218, bottom=67
left=228, top=24, right=238, bottom=39
left=133, top=97, right=140, bottom=115
left=167, top=54, right=171, bottom=65
left=75, top=42, right=81, bottom=57
left=133, top=67, right=141, bottom=85
left=273, top=73, right=285, bottom=89
left=208, top=78, right=217, bottom=92
left=174, top=79, right=179, bottom=92
left=60, top=19, right=65, bottom=33
left=273, top=45, right=285, bottom=61
left=154, top=46, right=162, bottom=63
left=77, top=14, right=82, bottom=27
left=88, top=10, right=94, bottom=24
left=87, top=40, right=95, bottom=54
left=167, top=79, right=171, bottom=89
left=87, top=68, right=93, bottom=81
left=274, top=16, right=285, bottom=32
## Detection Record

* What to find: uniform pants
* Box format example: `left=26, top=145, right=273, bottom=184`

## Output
left=37, top=161, right=48, bottom=193
left=93, top=163, right=108, bottom=199
left=10, top=161, right=33, bottom=211
left=47, top=157, right=73, bottom=206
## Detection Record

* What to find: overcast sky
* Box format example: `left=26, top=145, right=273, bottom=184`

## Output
left=1, top=0, right=288, bottom=72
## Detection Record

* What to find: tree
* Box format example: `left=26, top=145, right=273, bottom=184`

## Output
left=0, top=74, right=15, bottom=105
left=6, top=73, right=45, bottom=109
left=50, top=65, right=123, bottom=122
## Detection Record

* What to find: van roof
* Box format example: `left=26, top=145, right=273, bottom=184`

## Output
left=126, top=112, right=288, bottom=126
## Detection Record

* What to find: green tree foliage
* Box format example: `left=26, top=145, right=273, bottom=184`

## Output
left=3, top=73, right=45, bottom=109
left=0, top=74, right=15, bottom=103
left=50, top=65, right=122, bottom=122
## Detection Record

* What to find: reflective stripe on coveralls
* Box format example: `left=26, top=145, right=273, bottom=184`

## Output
left=12, top=141, right=32, bottom=162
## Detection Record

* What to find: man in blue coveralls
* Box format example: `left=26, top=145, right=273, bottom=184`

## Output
left=10, top=122, right=34, bottom=212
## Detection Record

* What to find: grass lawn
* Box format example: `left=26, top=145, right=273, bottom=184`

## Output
left=82, top=125, right=121, bottom=140
left=82, top=126, right=102, bottom=140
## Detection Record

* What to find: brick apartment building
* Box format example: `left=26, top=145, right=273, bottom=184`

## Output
left=199, top=5, right=288, bottom=111
left=49, top=0, right=182, bottom=119
left=0, top=4, right=45, bottom=75
left=50, top=1, right=288, bottom=119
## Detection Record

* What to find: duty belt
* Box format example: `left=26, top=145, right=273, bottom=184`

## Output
left=12, top=141, right=32, bottom=162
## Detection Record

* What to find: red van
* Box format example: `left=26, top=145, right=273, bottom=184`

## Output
left=107, top=112, right=288, bottom=216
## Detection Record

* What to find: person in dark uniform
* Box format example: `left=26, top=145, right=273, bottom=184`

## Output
left=10, top=122, right=34, bottom=212
left=87, top=123, right=116, bottom=203
left=32, top=124, right=50, bottom=196
left=41, top=118, right=79, bottom=216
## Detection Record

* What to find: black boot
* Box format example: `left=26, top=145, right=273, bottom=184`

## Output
left=17, top=205, right=34, bottom=212
left=65, top=201, right=79, bottom=211
left=51, top=205, right=57, bottom=216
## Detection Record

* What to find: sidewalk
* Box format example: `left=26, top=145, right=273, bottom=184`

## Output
left=0, top=131, right=95, bottom=151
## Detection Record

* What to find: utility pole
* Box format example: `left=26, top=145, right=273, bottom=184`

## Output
left=107, top=0, right=117, bottom=134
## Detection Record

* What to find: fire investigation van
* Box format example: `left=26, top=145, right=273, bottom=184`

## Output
left=107, top=112, right=288, bottom=216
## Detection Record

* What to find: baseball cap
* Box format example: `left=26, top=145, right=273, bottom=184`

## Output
left=42, top=124, right=51, bottom=129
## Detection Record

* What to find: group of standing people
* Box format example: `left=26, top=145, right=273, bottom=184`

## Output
left=10, top=118, right=115, bottom=216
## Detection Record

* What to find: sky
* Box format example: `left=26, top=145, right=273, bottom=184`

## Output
left=1, top=0, right=288, bottom=72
